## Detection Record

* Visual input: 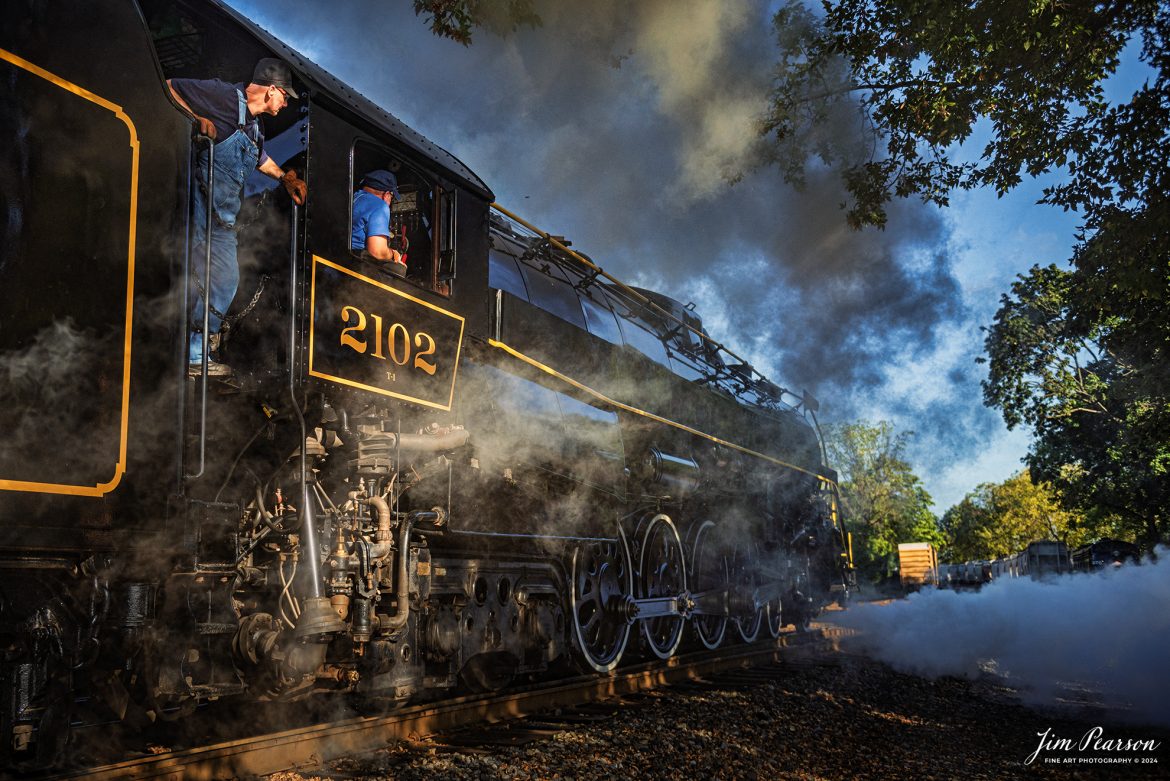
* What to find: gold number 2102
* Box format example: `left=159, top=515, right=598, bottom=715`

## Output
left=339, top=305, right=437, bottom=375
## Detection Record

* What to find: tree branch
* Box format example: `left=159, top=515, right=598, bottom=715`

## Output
left=789, top=77, right=960, bottom=106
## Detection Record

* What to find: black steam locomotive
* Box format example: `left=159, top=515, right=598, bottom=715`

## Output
left=0, top=0, right=853, bottom=767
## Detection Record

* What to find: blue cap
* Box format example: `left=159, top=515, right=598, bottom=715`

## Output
left=361, top=169, right=400, bottom=199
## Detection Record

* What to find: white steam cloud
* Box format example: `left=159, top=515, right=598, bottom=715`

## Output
left=836, top=551, right=1170, bottom=727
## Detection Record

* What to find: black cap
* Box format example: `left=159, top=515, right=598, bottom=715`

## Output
left=252, top=58, right=299, bottom=98
left=361, top=169, right=400, bottom=199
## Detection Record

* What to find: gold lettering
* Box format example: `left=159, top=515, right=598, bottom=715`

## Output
left=370, top=313, right=385, bottom=359
left=388, top=322, right=410, bottom=366
left=336, top=304, right=443, bottom=379
left=339, top=305, right=368, bottom=353
left=414, top=331, right=438, bottom=375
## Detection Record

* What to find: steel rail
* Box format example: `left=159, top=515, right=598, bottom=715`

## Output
left=48, top=626, right=848, bottom=781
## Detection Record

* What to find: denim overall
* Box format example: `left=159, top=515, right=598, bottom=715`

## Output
left=189, top=89, right=260, bottom=363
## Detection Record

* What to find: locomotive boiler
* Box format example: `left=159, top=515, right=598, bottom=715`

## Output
left=0, top=0, right=854, bottom=767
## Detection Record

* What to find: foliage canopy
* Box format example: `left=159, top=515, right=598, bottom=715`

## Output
left=767, top=0, right=1169, bottom=546
left=981, top=263, right=1169, bottom=545
left=824, top=420, right=941, bottom=580
left=765, top=0, right=1167, bottom=229
left=412, top=0, right=540, bottom=46
left=940, top=470, right=1086, bottom=562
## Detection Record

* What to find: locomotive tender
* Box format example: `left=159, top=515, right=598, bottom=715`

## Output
left=0, top=0, right=853, bottom=766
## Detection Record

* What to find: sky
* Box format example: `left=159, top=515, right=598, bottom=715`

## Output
left=229, top=0, right=1098, bottom=512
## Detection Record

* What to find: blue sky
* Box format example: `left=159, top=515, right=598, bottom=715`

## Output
left=229, top=0, right=1130, bottom=512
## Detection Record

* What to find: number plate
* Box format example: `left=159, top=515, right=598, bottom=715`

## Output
left=309, top=256, right=465, bottom=410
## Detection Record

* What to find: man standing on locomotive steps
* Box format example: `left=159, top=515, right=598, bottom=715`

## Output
left=168, top=58, right=308, bottom=378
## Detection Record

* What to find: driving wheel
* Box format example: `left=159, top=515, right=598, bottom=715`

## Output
left=570, top=524, right=634, bottom=672
left=731, top=544, right=764, bottom=643
left=689, top=520, right=728, bottom=650
left=638, top=513, right=686, bottom=660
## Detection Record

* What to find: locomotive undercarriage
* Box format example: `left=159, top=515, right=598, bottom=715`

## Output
left=0, top=406, right=843, bottom=769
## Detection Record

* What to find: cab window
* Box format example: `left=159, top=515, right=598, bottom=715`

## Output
left=350, top=140, right=455, bottom=296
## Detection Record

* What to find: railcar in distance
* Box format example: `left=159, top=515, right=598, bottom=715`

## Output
left=1072, top=539, right=1141, bottom=571
left=932, top=540, right=1092, bottom=590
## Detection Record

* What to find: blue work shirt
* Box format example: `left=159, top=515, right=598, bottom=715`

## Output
left=170, top=78, right=271, bottom=166
left=352, top=189, right=391, bottom=251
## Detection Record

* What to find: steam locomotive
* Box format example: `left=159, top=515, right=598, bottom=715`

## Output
left=0, top=0, right=853, bottom=767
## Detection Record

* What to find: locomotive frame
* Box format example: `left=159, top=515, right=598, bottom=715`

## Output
left=0, top=0, right=854, bottom=768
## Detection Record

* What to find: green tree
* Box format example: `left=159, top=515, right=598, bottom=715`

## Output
left=412, top=0, right=540, bottom=45
left=824, top=420, right=941, bottom=581
left=939, top=485, right=994, bottom=564
left=767, top=0, right=1170, bottom=547
left=940, top=470, right=1088, bottom=562
left=982, top=264, right=1169, bottom=546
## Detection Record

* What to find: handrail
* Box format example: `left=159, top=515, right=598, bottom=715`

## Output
left=286, top=203, right=322, bottom=598
left=185, top=135, right=215, bottom=480
left=489, top=202, right=803, bottom=411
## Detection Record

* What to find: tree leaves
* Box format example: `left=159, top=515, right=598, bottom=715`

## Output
left=412, top=0, right=541, bottom=46
left=824, top=420, right=941, bottom=580
left=765, top=0, right=1160, bottom=228
left=981, top=263, right=1169, bottom=546
left=940, top=470, right=1086, bottom=562
left=769, top=0, right=1169, bottom=546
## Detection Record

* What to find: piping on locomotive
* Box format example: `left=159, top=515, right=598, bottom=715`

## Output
left=0, top=0, right=854, bottom=766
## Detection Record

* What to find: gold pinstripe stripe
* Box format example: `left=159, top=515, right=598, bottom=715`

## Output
left=486, top=339, right=836, bottom=487
left=0, top=48, right=139, bottom=497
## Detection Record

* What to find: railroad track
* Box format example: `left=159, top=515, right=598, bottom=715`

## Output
left=39, top=624, right=853, bottom=781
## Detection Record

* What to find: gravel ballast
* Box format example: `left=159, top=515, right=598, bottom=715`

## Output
left=268, top=647, right=1170, bottom=781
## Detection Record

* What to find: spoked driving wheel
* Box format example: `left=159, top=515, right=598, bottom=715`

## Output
left=570, top=525, right=634, bottom=673
left=638, top=513, right=687, bottom=660
left=764, top=584, right=785, bottom=638
left=762, top=545, right=785, bottom=638
left=689, top=520, right=728, bottom=650
left=731, top=544, right=763, bottom=643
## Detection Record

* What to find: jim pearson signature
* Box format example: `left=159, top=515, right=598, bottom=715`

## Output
left=1026, top=726, right=1162, bottom=765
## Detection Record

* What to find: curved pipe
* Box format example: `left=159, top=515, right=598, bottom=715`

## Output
left=379, top=513, right=414, bottom=633
left=377, top=509, right=445, bottom=634
left=366, top=495, right=392, bottom=543
left=255, top=485, right=284, bottom=533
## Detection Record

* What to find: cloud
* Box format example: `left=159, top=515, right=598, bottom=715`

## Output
left=234, top=0, right=1015, bottom=509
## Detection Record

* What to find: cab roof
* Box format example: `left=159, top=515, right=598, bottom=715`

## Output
left=208, top=0, right=494, bottom=200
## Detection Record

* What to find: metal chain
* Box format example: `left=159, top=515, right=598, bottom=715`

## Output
left=230, top=186, right=275, bottom=233
left=191, top=273, right=271, bottom=334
